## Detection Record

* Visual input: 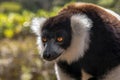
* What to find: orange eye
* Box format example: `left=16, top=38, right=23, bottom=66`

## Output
left=42, top=37, right=47, bottom=42
left=57, top=37, right=63, bottom=42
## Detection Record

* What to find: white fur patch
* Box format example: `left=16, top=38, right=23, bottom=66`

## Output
left=31, top=17, right=47, bottom=55
left=102, top=65, right=120, bottom=80
left=31, top=17, right=47, bottom=36
left=55, top=64, right=75, bottom=80
left=60, top=14, right=92, bottom=64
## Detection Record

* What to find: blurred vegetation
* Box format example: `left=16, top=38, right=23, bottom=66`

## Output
left=0, top=37, right=56, bottom=80
left=0, top=2, right=60, bottom=39
left=0, top=0, right=120, bottom=80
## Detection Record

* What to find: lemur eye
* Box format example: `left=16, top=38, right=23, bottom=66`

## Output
left=57, top=37, right=63, bottom=42
left=42, top=37, right=47, bottom=43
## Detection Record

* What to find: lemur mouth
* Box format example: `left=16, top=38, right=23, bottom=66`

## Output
left=43, top=52, right=63, bottom=61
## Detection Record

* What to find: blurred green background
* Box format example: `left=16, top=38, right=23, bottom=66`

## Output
left=0, top=0, right=120, bottom=80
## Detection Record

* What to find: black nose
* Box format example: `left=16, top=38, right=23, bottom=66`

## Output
left=42, top=52, right=61, bottom=61
left=43, top=53, right=51, bottom=60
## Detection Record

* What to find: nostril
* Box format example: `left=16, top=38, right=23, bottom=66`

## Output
left=43, top=53, right=51, bottom=59
left=46, top=54, right=51, bottom=58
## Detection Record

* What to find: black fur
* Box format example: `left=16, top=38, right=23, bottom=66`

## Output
left=88, top=77, right=97, bottom=80
left=57, top=60, right=82, bottom=80
left=42, top=15, right=72, bottom=49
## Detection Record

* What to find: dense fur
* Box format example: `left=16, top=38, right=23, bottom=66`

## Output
left=31, top=2, right=120, bottom=80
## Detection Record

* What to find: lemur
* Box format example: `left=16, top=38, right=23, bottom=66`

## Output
left=31, top=2, right=120, bottom=80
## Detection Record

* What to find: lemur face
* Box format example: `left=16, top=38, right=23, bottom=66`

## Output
left=32, top=13, right=92, bottom=62
left=41, top=15, right=72, bottom=61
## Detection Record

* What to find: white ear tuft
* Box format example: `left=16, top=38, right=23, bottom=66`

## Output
left=71, top=14, right=92, bottom=35
left=60, top=14, right=92, bottom=63
left=31, top=17, right=47, bottom=36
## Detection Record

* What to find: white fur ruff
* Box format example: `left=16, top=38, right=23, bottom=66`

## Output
left=60, top=14, right=92, bottom=64
left=31, top=17, right=47, bottom=55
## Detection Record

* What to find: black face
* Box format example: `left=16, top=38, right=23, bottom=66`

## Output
left=41, top=15, right=72, bottom=61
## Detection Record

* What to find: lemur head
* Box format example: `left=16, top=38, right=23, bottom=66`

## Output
left=31, top=13, right=92, bottom=63
left=31, top=2, right=119, bottom=63
left=31, top=3, right=94, bottom=63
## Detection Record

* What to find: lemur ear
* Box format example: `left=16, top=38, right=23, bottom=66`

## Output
left=31, top=17, right=47, bottom=36
left=71, top=14, right=92, bottom=35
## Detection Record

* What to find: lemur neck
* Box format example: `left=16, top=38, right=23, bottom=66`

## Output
left=57, top=59, right=82, bottom=80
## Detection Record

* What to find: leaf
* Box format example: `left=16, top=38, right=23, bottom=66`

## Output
left=4, top=29, right=14, bottom=38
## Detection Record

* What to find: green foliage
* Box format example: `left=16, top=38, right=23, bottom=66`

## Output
left=98, top=0, right=114, bottom=7
left=0, top=11, right=34, bottom=39
left=0, top=6, right=60, bottom=39
left=0, top=2, right=22, bottom=13
left=36, top=6, right=61, bottom=17
left=0, top=0, right=61, bottom=39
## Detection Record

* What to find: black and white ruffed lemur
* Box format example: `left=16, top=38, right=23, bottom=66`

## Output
left=31, top=2, right=120, bottom=80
